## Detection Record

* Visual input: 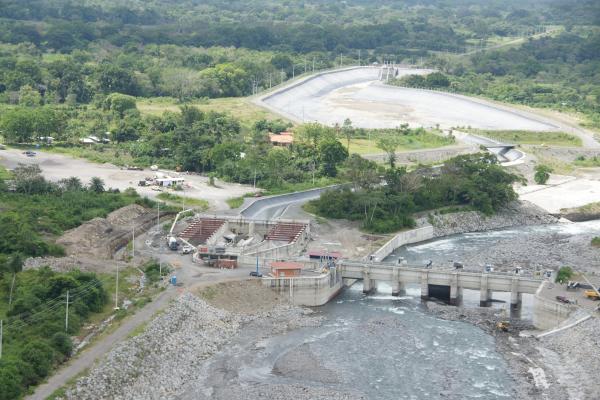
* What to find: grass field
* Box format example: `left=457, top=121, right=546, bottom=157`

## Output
left=468, top=129, right=582, bottom=147
left=137, top=97, right=285, bottom=130
left=226, top=196, right=246, bottom=209
left=44, top=145, right=137, bottom=167
left=0, top=162, right=11, bottom=179
left=347, top=131, right=455, bottom=155
left=573, top=155, right=600, bottom=167
left=156, top=192, right=209, bottom=211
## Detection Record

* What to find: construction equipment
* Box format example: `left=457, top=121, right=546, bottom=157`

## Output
left=584, top=290, right=600, bottom=301
left=496, top=321, right=510, bottom=332
left=167, top=236, right=179, bottom=251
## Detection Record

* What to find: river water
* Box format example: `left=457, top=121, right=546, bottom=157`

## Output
left=194, top=221, right=600, bottom=399
left=198, top=283, right=515, bottom=399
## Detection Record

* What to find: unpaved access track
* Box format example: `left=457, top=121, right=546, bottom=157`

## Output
left=0, top=148, right=254, bottom=210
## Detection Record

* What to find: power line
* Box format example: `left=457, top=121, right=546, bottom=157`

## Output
left=5, top=279, right=105, bottom=331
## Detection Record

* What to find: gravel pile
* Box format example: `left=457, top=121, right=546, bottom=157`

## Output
left=427, top=201, right=557, bottom=237
left=62, top=292, right=324, bottom=400
left=64, top=293, right=242, bottom=400
left=538, top=317, right=600, bottom=400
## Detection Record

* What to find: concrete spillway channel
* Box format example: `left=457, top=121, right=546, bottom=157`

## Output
left=255, top=66, right=562, bottom=132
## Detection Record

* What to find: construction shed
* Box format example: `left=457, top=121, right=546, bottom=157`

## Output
left=270, top=261, right=302, bottom=278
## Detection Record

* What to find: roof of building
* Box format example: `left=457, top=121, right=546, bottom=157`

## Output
left=270, top=261, right=303, bottom=270
left=269, top=132, right=294, bottom=144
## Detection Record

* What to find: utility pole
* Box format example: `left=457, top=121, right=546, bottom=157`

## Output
left=65, top=290, right=70, bottom=332
left=340, top=53, right=343, bottom=67
left=132, top=228, right=135, bottom=266
left=269, top=73, right=272, bottom=88
left=292, top=64, right=295, bottom=79
left=304, top=58, right=307, bottom=73
left=312, top=58, right=315, bottom=72
left=8, top=272, right=15, bottom=310
left=159, top=260, right=162, bottom=278
left=115, top=262, right=120, bottom=310
left=157, top=202, right=160, bottom=231
left=358, top=49, right=361, bottom=66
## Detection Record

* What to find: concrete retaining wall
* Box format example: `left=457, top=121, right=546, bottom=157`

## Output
left=533, top=282, right=576, bottom=330
left=371, top=226, right=434, bottom=262
left=262, top=268, right=343, bottom=306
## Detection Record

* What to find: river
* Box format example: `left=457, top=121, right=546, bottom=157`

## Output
left=188, top=221, right=600, bottom=399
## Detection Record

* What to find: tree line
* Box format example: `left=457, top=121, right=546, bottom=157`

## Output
left=309, top=153, right=523, bottom=233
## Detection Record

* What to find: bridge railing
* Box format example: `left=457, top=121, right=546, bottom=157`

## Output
left=340, top=260, right=541, bottom=281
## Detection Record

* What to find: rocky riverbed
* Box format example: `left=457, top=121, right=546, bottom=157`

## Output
left=425, top=201, right=558, bottom=238
left=61, top=287, right=329, bottom=400
left=60, top=279, right=598, bottom=400
left=425, top=301, right=600, bottom=400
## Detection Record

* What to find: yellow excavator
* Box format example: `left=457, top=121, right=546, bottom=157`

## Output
left=496, top=308, right=510, bottom=332
left=584, top=290, right=600, bottom=301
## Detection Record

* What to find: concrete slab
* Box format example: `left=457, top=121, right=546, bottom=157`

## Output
left=518, top=177, right=600, bottom=213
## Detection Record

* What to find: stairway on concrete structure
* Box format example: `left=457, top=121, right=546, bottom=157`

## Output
left=179, top=218, right=225, bottom=244
left=265, top=223, right=306, bottom=243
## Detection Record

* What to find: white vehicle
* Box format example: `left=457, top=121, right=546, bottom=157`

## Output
left=181, top=245, right=193, bottom=254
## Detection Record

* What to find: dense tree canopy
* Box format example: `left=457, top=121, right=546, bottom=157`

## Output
left=310, top=153, right=522, bottom=233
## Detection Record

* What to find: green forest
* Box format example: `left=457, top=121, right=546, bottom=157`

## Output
left=393, top=30, right=600, bottom=128
left=0, top=164, right=157, bottom=399
left=309, top=153, right=522, bottom=233
left=0, top=0, right=599, bottom=397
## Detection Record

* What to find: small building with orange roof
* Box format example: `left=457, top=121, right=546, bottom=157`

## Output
left=269, top=131, right=294, bottom=147
left=270, top=261, right=302, bottom=277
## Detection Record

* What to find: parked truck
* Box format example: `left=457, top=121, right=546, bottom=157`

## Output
left=167, top=236, right=179, bottom=251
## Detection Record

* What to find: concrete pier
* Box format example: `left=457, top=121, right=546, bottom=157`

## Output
left=391, top=268, right=406, bottom=296
left=479, top=274, right=492, bottom=307
left=420, top=271, right=429, bottom=300
left=510, top=278, right=522, bottom=309
left=363, top=268, right=376, bottom=294
left=449, top=273, right=460, bottom=305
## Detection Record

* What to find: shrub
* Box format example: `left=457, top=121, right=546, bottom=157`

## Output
left=592, top=237, right=600, bottom=247
left=51, top=332, right=73, bottom=358
left=534, top=164, right=552, bottom=184
left=555, top=266, right=574, bottom=284
left=20, top=340, right=55, bottom=381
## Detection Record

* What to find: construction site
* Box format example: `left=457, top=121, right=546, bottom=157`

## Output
left=173, top=215, right=311, bottom=269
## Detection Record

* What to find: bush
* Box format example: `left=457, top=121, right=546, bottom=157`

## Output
left=144, top=260, right=169, bottom=283
left=0, top=363, right=22, bottom=400
left=51, top=332, right=73, bottom=358
left=592, top=237, right=600, bottom=247
left=20, top=340, right=55, bottom=381
left=534, top=164, right=553, bottom=184
left=555, top=266, right=574, bottom=284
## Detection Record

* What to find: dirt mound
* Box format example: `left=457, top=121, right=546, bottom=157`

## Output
left=56, top=204, right=157, bottom=259
left=197, top=279, right=289, bottom=313
left=107, top=204, right=147, bottom=226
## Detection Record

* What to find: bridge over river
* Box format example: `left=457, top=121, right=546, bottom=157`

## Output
left=261, top=258, right=543, bottom=309
left=341, top=260, right=541, bottom=308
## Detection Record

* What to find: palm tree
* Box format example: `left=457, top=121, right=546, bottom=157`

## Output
left=89, top=177, right=105, bottom=193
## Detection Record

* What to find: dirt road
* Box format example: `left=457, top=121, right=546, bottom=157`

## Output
left=27, top=268, right=251, bottom=400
